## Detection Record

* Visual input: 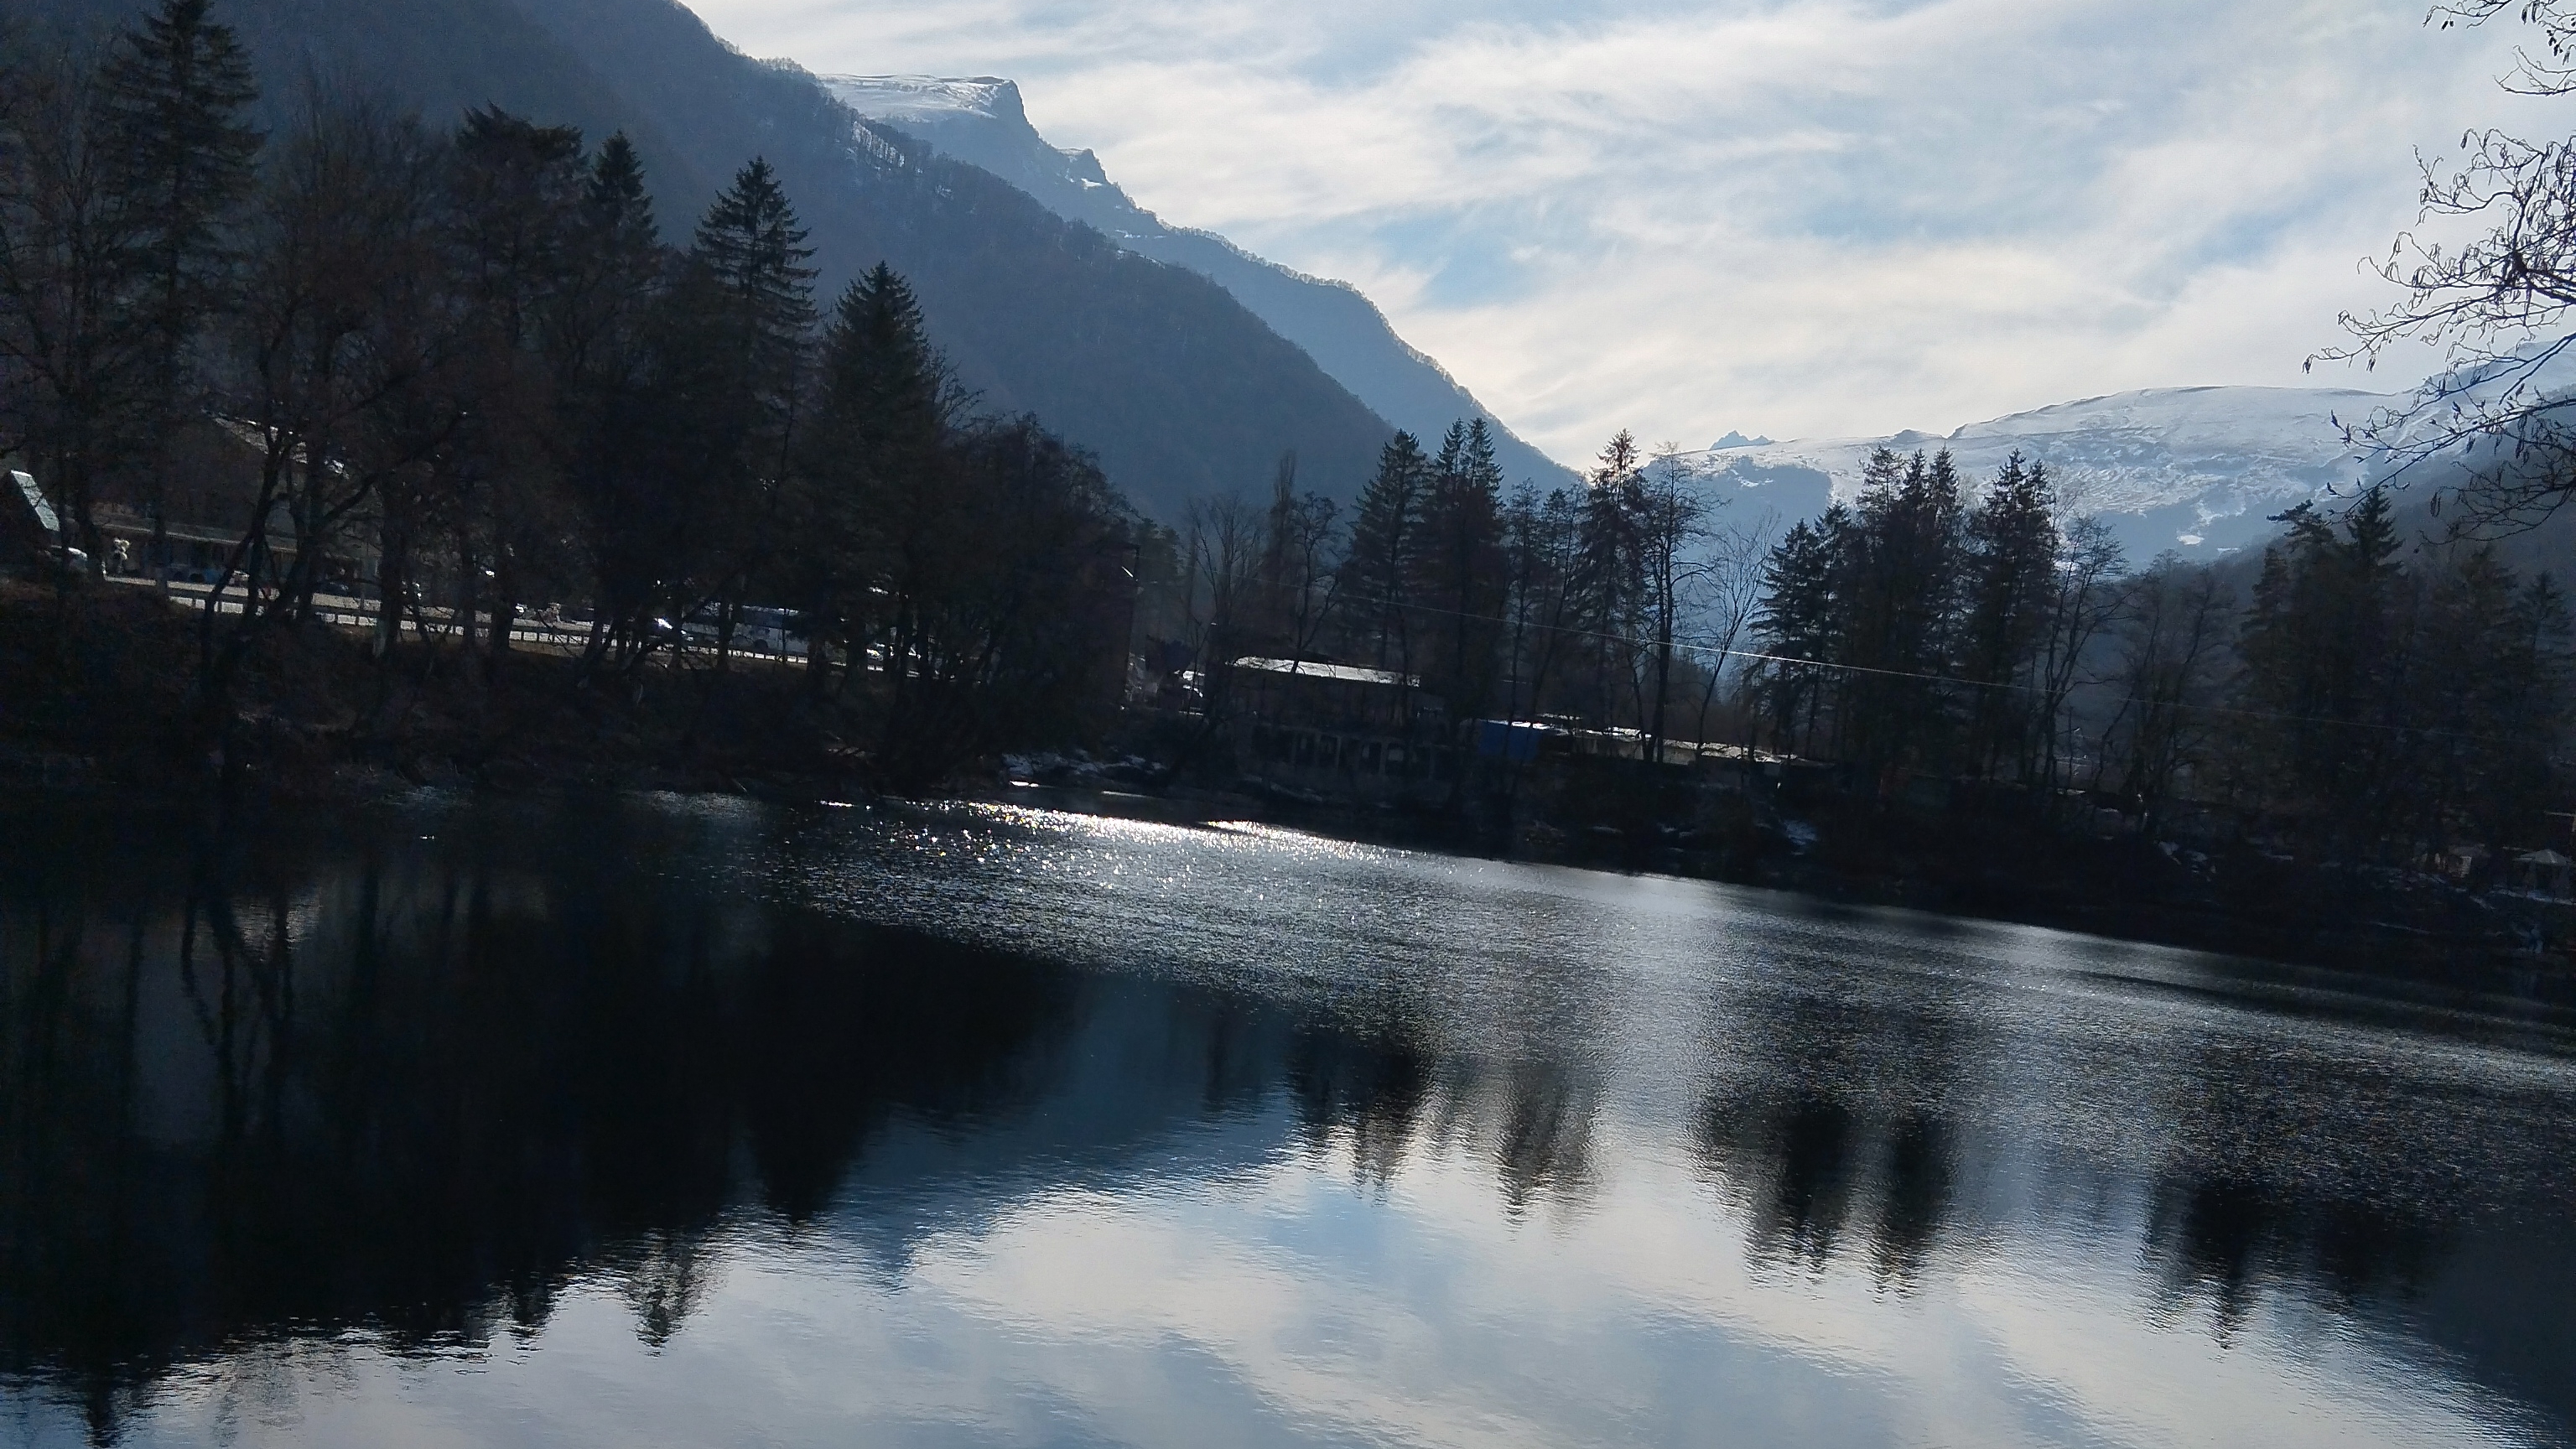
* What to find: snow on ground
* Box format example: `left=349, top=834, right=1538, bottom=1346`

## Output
left=1697, top=385, right=2404, bottom=558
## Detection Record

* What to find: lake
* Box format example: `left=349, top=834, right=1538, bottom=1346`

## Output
left=1, top=790, right=2570, bottom=1448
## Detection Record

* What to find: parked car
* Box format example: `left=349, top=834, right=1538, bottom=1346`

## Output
left=673, top=605, right=808, bottom=656
left=735, top=606, right=808, bottom=657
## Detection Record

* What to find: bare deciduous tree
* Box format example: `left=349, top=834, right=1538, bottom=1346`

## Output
left=2319, top=0, right=2576, bottom=533
left=1632, top=443, right=1709, bottom=764
left=0, top=38, right=158, bottom=573
left=204, top=91, right=463, bottom=697
left=1688, top=504, right=1777, bottom=749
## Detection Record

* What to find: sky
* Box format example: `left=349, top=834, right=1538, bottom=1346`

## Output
left=682, top=0, right=2544, bottom=465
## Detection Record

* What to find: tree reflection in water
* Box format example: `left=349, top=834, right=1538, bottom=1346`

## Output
left=0, top=802, right=1085, bottom=1426
left=0, top=793, right=2571, bottom=1447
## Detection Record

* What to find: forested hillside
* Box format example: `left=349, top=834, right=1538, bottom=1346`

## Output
left=21, top=0, right=1397, bottom=516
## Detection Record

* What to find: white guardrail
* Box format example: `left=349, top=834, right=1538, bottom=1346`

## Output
left=114, top=578, right=808, bottom=666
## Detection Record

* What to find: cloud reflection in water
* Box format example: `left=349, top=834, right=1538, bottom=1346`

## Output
left=0, top=792, right=2567, bottom=1447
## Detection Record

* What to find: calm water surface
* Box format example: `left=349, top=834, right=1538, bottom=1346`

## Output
left=1, top=791, right=2571, bottom=1447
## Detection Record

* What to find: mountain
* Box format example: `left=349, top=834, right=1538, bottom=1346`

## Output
left=1698, top=385, right=2405, bottom=560
left=25, top=0, right=1400, bottom=521
left=819, top=75, right=1579, bottom=491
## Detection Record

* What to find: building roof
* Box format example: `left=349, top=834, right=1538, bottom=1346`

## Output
left=1231, top=657, right=1419, bottom=688
left=8, top=470, right=59, bottom=536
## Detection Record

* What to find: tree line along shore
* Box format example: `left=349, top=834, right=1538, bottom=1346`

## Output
left=3, top=3, right=2573, bottom=980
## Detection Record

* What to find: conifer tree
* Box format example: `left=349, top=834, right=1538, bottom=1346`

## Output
left=1420, top=418, right=1507, bottom=719
left=796, top=262, right=953, bottom=694
left=685, top=156, right=815, bottom=465
left=1571, top=430, right=1644, bottom=728
left=556, top=132, right=673, bottom=668
left=1343, top=430, right=1431, bottom=673
left=441, top=107, right=586, bottom=667
left=2408, top=549, right=2573, bottom=852
left=97, top=0, right=262, bottom=587
left=1754, top=506, right=1848, bottom=755
left=652, top=157, right=815, bottom=659
left=2234, top=487, right=2405, bottom=852
left=99, top=0, right=258, bottom=331
left=1834, top=448, right=1965, bottom=789
left=561, top=133, right=662, bottom=378
left=1958, top=452, right=2059, bottom=781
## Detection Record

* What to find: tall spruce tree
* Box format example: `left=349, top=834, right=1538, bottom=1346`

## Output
left=556, top=133, right=662, bottom=392
left=1958, top=452, right=2059, bottom=781
left=687, top=156, right=815, bottom=465
left=555, top=132, right=674, bottom=668
left=1420, top=418, right=1507, bottom=720
left=1753, top=505, right=1847, bottom=756
left=97, top=0, right=261, bottom=588
left=1344, top=430, right=1431, bottom=673
left=653, top=156, right=815, bottom=658
left=795, top=262, right=953, bottom=697
left=1835, top=448, right=1965, bottom=790
left=2234, top=488, right=2406, bottom=853
left=1572, top=430, right=1644, bottom=728
left=442, top=107, right=586, bottom=667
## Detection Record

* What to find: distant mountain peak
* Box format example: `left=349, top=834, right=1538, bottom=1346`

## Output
left=1710, top=430, right=1774, bottom=449
left=828, top=75, right=1027, bottom=126
left=817, top=72, right=1576, bottom=488
left=1694, top=383, right=2405, bottom=559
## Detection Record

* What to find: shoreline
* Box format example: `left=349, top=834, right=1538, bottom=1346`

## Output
left=9, top=767, right=2576, bottom=1012
left=955, top=781, right=2576, bottom=1007
left=3, top=567, right=2568, bottom=1005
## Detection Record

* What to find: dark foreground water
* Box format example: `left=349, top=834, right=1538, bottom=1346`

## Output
left=1, top=792, right=2572, bottom=1448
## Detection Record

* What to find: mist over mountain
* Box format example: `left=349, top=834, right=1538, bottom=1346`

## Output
left=26, top=0, right=1400, bottom=520
left=1698, top=385, right=2406, bottom=561
left=820, top=75, right=1579, bottom=491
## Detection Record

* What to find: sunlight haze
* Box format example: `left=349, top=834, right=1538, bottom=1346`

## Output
left=688, top=0, right=2532, bottom=462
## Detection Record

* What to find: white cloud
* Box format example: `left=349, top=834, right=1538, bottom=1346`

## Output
left=688, top=0, right=2540, bottom=460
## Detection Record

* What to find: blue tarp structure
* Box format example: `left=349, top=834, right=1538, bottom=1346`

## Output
left=1472, top=719, right=1546, bottom=763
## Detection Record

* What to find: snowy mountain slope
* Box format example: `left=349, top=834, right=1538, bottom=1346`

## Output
left=1696, top=385, right=2406, bottom=560
left=819, top=75, right=1579, bottom=491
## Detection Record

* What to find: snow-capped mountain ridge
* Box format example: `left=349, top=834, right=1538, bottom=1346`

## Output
left=828, top=75, right=1020, bottom=127
left=818, top=73, right=1578, bottom=490
left=829, top=76, right=1122, bottom=188
left=1697, top=384, right=2405, bottom=559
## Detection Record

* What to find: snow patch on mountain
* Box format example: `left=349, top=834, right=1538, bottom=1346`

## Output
left=824, top=75, right=1019, bottom=127
left=1696, top=385, right=2404, bottom=559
